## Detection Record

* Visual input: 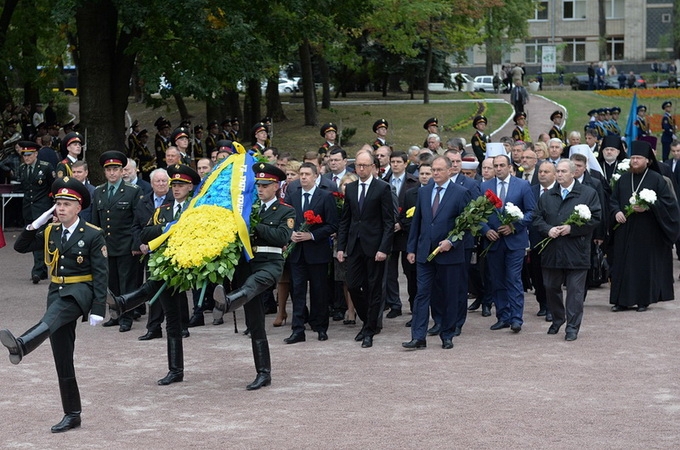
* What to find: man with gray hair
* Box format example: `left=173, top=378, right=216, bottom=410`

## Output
left=426, top=134, right=443, bottom=154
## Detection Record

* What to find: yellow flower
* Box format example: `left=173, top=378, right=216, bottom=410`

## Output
left=405, top=207, right=415, bottom=218
left=163, top=205, right=238, bottom=269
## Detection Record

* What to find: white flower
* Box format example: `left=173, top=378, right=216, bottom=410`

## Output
left=612, top=173, right=621, bottom=181
left=593, top=151, right=599, bottom=158
left=574, top=204, right=591, bottom=220
left=617, top=159, right=630, bottom=172
left=629, top=194, right=638, bottom=205
left=638, top=188, right=657, bottom=204
left=504, top=202, right=524, bottom=220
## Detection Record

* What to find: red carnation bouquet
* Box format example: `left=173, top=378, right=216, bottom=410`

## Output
left=427, top=189, right=500, bottom=261
left=332, top=191, right=345, bottom=216
left=283, top=210, right=323, bottom=258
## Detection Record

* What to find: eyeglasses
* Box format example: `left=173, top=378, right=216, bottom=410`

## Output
left=355, top=164, right=374, bottom=169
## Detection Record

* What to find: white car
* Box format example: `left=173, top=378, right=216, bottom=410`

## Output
left=261, top=78, right=298, bottom=93
left=473, top=75, right=496, bottom=92
left=450, top=72, right=474, bottom=91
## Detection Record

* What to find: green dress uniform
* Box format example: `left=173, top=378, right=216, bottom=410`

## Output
left=471, top=131, right=490, bottom=163
left=55, top=156, right=77, bottom=179
left=18, top=159, right=55, bottom=280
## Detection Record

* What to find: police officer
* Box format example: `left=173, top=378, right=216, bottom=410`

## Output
left=3, top=177, right=107, bottom=433
left=17, top=140, right=55, bottom=283
left=55, top=132, right=84, bottom=178
left=213, top=162, right=295, bottom=390
left=91, top=151, right=143, bottom=332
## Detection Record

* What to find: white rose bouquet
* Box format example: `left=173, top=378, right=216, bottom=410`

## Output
left=613, top=188, right=657, bottom=230
left=535, top=204, right=592, bottom=253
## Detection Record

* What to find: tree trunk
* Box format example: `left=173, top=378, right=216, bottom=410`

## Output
left=598, top=0, right=607, bottom=60
left=206, top=97, right=222, bottom=124
left=423, top=39, right=433, bottom=104
left=242, top=79, right=261, bottom=145
left=21, top=25, right=40, bottom=108
left=173, top=92, right=190, bottom=121
left=227, top=90, right=241, bottom=120
left=0, top=0, right=18, bottom=106
left=76, top=0, right=138, bottom=184
left=299, top=38, right=318, bottom=126
left=318, top=54, right=331, bottom=109
left=265, top=75, right=287, bottom=122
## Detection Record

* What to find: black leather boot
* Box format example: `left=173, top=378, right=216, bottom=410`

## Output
left=107, top=280, right=162, bottom=315
left=51, top=377, right=81, bottom=433
left=157, top=337, right=184, bottom=385
left=246, top=339, right=271, bottom=390
left=0, top=322, right=50, bottom=365
left=213, top=285, right=251, bottom=322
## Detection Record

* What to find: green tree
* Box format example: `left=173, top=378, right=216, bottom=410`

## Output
left=482, top=0, right=535, bottom=73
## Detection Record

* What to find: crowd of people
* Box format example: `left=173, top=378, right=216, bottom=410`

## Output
left=1, top=98, right=679, bottom=432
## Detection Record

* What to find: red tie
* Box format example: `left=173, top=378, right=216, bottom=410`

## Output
left=432, top=186, right=443, bottom=216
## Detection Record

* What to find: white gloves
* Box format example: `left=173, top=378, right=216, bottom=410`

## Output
left=29, top=205, right=56, bottom=230
left=88, top=314, right=104, bottom=327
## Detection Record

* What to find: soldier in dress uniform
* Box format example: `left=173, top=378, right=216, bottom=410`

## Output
left=154, top=117, right=172, bottom=168
left=3, top=177, right=107, bottom=433
left=171, top=127, right=194, bottom=166
left=205, top=120, right=220, bottom=158
left=372, top=119, right=389, bottom=150
left=319, top=123, right=338, bottom=157
left=213, top=162, right=295, bottom=390
left=229, top=117, right=241, bottom=142
left=661, top=101, right=677, bottom=161
left=135, top=129, right=155, bottom=182
left=548, top=110, right=566, bottom=143
left=90, top=151, right=143, bottom=332
left=192, top=124, right=205, bottom=162
left=55, top=132, right=83, bottom=179
left=470, top=115, right=491, bottom=162
left=17, top=140, right=55, bottom=283
left=218, top=118, right=232, bottom=141
left=127, top=120, right=141, bottom=158
left=423, top=117, right=439, bottom=147
left=635, top=105, right=650, bottom=137
left=251, top=122, right=268, bottom=154
left=48, top=123, right=62, bottom=157
left=512, top=112, right=531, bottom=143
left=610, top=107, right=622, bottom=136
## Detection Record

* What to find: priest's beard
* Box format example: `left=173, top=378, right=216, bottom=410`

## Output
left=630, top=165, right=649, bottom=174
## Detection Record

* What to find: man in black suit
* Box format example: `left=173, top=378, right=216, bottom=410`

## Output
left=517, top=148, right=541, bottom=185
left=283, top=162, right=338, bottom=343
left=323, top=146, right=353, bottom=189
left=664, top=141, right=680, bottom=258
left=337, top=150, right=394, bottom=348
left=71, top=161, right=96, bottom=223
left=383, top=151, right=419, bottom=318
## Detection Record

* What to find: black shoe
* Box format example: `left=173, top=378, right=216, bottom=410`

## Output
left=354, top=331, right=365, bottom=342
left=181, top=329, right=190, bottom=338
left=565, top=332, right=578, bottom=341
left=332, top=311, right=344, bottom=321
left=386, top=309, right=402, bottom=319
left=284, top=332, right=306, bottom=344
left=452, top=326, right=462, bottom=337
left=537, top=307, right=547, bottom=317
left=157, top=371, right=183, bottom=385
left=102, top=318, right=119, bottom=327
left=343, top=319, right=356, bottom=325
left=545, top=312, right=553, bottom=322
left=51, top=414, right=81, bottom=433
left=427, top=324, right=441, bottom=336
left=547, top=324, right=561, bottom=335
left=490, top=321, right=509, bottom=330
left=402, top=339, right=427, bottom=350
left=212, top=317, right=224, bottom=325
left=636, top=306, right=648, bottom=312
left=361, top=335, right=373, bottom=348
left=31, top=275, right=40, bottom=284
left=510, top=323, right=522, bottom=333
left=187, top=314, right=205, bottom=327
left=481, top=305, right=492, bottom=317
left=246, top=373, right=271, bottom=391
left=118, top=322, right=132, bottom=332
left=133, top=311, right=142, bottom=320
left=611, top=305, right=627, bottom=312
left=405, top=319, right=412, bottom=327
left=467, top=299, right=481, bottom=311
left=317, top=331, right=328, bottom=341
left=138, top=330, right=162, bottom=341
left=441, top=338, right=454, bottom=349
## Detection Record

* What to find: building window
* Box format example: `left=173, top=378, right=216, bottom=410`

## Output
left=604, top=0, right=624, bottom=19
left=563, top=0, right=586, bottom=20
left=661, top=13, right=671, bottom=23
left=563, top=38, right=586, bottom=62
left=531, top=1, right=549, bottom=21
left=525, top=39, right=549, bottom=64
left=607, top=37, right=624, bottom=61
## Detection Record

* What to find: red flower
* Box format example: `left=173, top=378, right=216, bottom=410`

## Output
left=303, top=210, right=323, bottom=225
left=332, top=191, right=344, bottom=199
left=485, top=189, right=503, bottom=209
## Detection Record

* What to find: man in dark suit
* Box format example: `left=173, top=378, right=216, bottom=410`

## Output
left=90, top=151, right=143, bottom=332
left=132, top=168, right=172, bottom=339
left=337, top=150, right=394, bottom=348
left=517, top=148, right=540, bottom=185
left=383, top=151, right=419, bottom=318
left=283, top=162, right=338, bottom=343
left=323, top=146, right=353, bottom=189
left=402, top=156, right=473, bottom=350
left=480, top=154, right=536, bottom=333
left=71, top=161, right=96, bottom=223
left=4, top=177, right=107, bottom=432
left=123, top=159, right=152, bottom=196
left=17, top=141, right=55, bottom=283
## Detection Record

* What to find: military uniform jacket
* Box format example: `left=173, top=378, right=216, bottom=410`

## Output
left=251, top=200, right=295, bottom=264
left=319, top=141, right=332, bottom=156
left=91, top=181, right=143, bottom=256
left=549, top=125, right=566, bottom=143
left=18, top=160, right=55, bottom=222
left=139, top=202, right=180, bottom=244
left=512, top=126, right=531, bottom=143
left=372, top=138, right=387, bottom=151
left=14, top=219, right=109, bottom=319
left=471, top=131, right=490, bottom=162
left=205, top=134, right=218, bottom=156
left=154, top=133, right=169, bottom=168
left=55, top=156, right=76, bottom=178
left=635, top=116, right=649, bottom=136
left=127, top=133, right=140, bottom=157
left=662, top=113, right=676, bottom=143
left=191, top=138, right=204, bottom=160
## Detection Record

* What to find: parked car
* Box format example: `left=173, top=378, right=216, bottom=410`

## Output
left=652, top=76, right=680, bottom=88
left=450, top=72, right=474, bottom=91
left=570, top=74, right=646, bottom=90
left=473, top=75, right=505, bottom=92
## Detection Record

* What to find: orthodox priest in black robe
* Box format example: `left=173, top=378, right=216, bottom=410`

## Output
left=609, top=140, right=680, bottom=311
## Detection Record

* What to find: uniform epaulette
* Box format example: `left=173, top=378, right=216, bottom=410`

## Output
left=124, top=181, right=140, bottom=190
left=85, top=222, right=102, bottom=231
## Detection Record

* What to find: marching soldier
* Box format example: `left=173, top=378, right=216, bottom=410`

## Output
left=3, top=177, right=107, bottom=433
left=548, top=110, right=566, bottom=143
left=17, top=141, right=55, bottom=283
left=212, top=162, right=295, bottom=390
left=470, top=115, right=490, bottom=162
left=55, top=132, right=84, bottom=179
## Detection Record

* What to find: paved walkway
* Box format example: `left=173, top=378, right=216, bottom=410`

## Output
left=491, top=92, right=568, bottom=142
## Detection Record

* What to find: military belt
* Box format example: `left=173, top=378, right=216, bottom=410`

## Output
left=51, top=275, right=93, bottom=284
left=253, top=246, right=282, bottom=254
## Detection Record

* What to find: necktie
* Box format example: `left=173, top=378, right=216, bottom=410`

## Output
left=174, top=203, right=182, bottom=220
left=432, top=186, right=443, bottom=216
left=260, top=204, right=267, bottom=215
left=499, top=181, right=507, bottom=203
left=61, top=229, right=69, bottom=246
left=562, top=188, right=569, bottom=200
left=303, top=192, right=310, bottom=211
left=541, top=187, right=547, bottom=196
left=358, top=183, right=366, bottom=212
left=155, top=197, right=162, bottom=209
left=332, top=175, right=338, bottom=186
left=108, top=185, right=115, bottom=200
left=524, top=173, right=530, bottom=180
left=28, top=165, right=33, bottom=179
left=393, top=177, right=401, bottom=195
